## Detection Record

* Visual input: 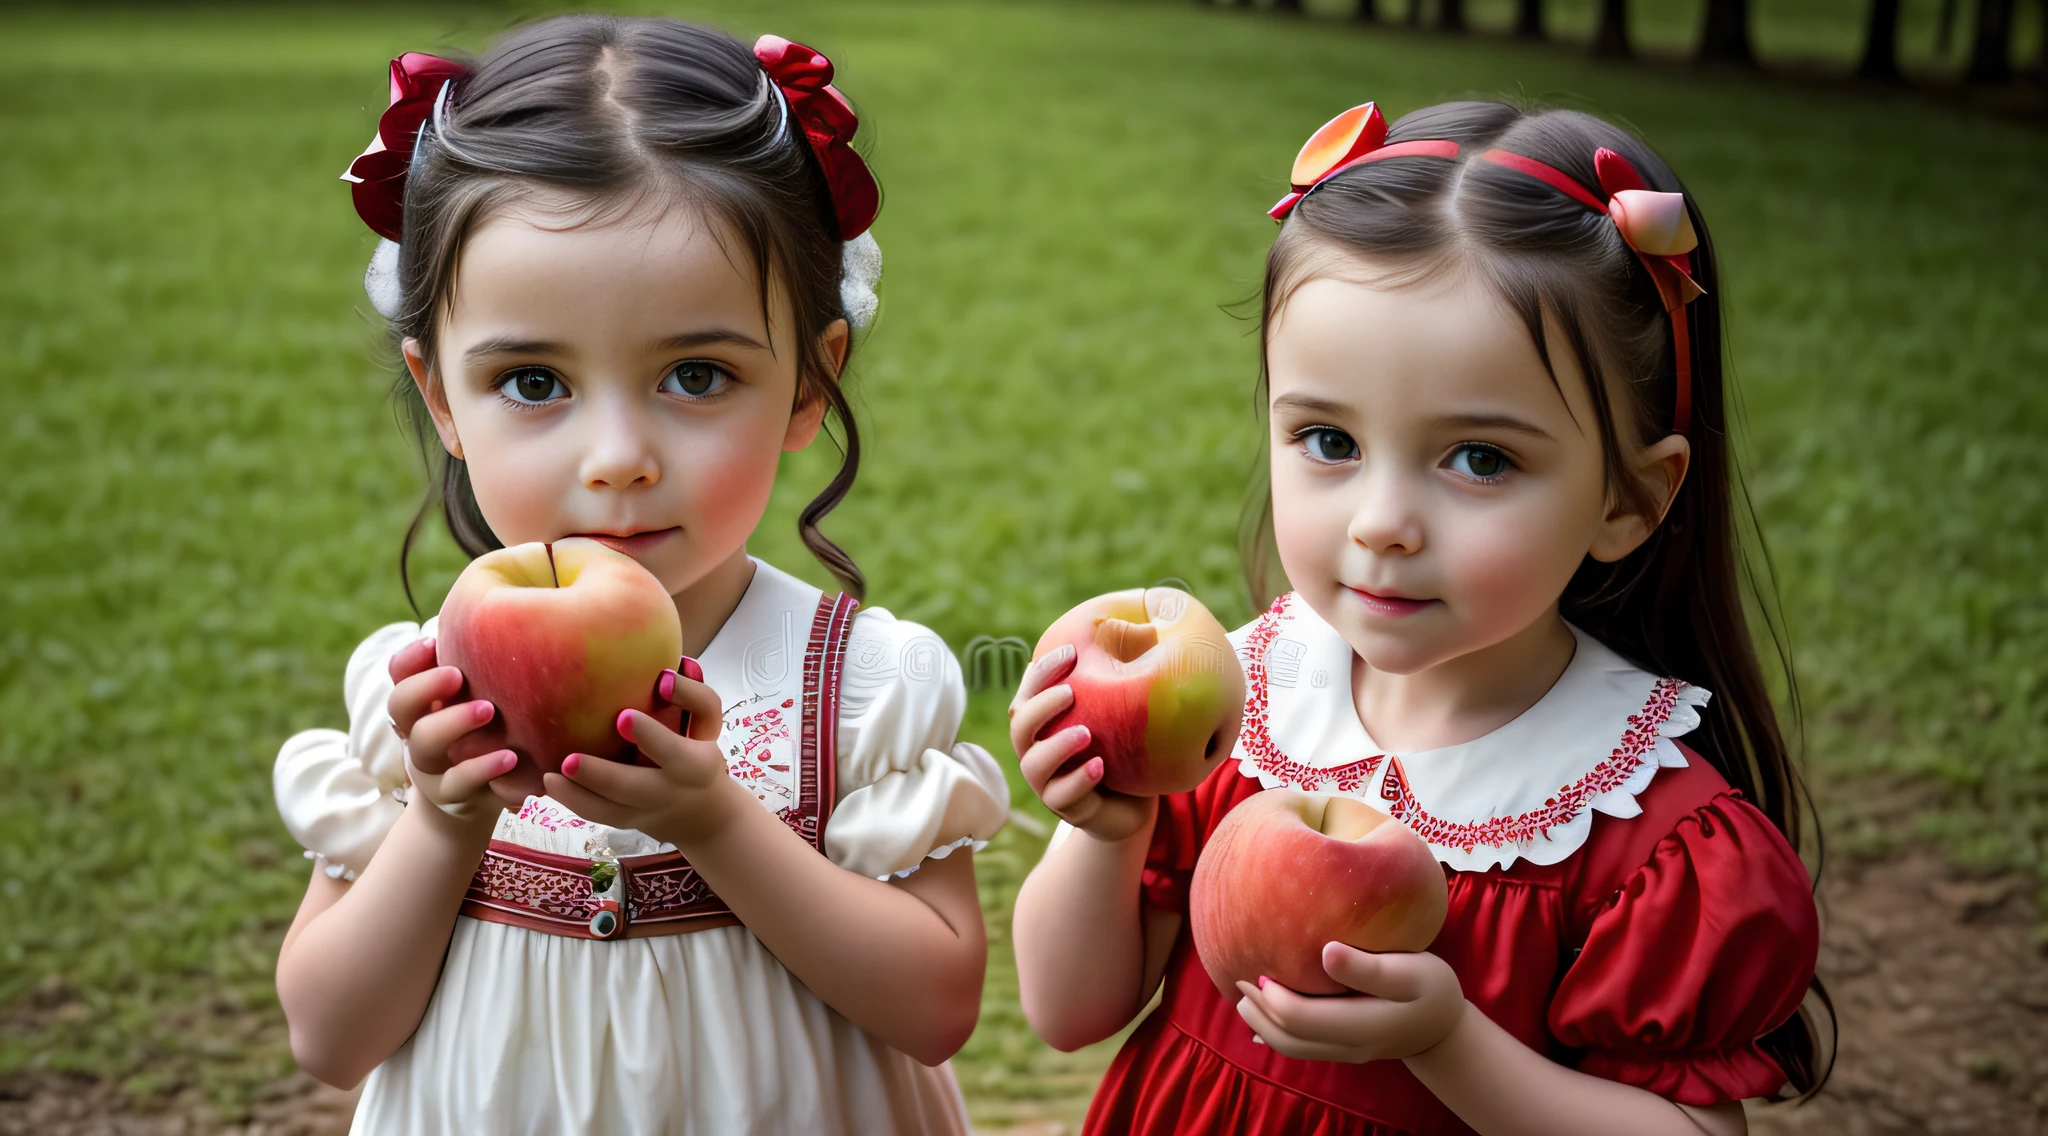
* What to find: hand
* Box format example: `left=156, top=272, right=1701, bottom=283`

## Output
left=386, top=636, right=521, bottom=825
left=541, top=661, right=741, bottom=848
left=1009, top=644, right=1155, bottom=843
left=1232, top=942, right=1467, bottom=1064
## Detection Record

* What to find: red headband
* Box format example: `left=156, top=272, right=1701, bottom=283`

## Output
left=341, top=39, right=880, bottom=246
left=1480, top=147, right=1705, bottom=435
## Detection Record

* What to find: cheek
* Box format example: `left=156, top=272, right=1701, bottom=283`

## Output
left=1268, top=462, right=1346, bottom=582
left=452, top=415, right=578, bottom=545
left=1436, top=489, right=1601, bottom=619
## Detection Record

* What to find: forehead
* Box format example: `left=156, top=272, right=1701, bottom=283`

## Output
left=444, top=195, right=781, bottom=343
left=1266, top=261, right=1591, bottom=427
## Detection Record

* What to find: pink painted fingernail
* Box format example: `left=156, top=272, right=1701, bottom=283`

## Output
left=658, top=670, right=677, bottom=701
left=1084, top=757, right=1104, bottom=781
left=1257, top=975, right=1271, bottom=990
left=473, top=701, right=495, bottom=723
left=616, top=709, right=637, bottom=742
left=562, top=753, right=582, bottom=777
left=681, top=656, right=703, bottom=683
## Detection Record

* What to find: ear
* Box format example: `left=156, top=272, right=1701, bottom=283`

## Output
left=782, top=319, right=849, bottom=453
left=402, top=337, right=463, bottom=461
left=1588, top=433, right=1691, bottom=563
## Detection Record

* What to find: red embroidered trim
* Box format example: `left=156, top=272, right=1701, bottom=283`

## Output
left=1237, top=595, right=1386, bottom=792
left=1238, top=593, right=1690, bottom=853
left=1380, top=677, right=1686, bottom=854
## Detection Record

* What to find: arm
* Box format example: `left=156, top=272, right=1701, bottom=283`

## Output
left=274, top=638, right=520, bottom=1088
left=1005, top=648, right=1180, bottom=1051
left=1234, top=945, right=1746, bottom=1136
left=541, top=674, right=986, bottom=1066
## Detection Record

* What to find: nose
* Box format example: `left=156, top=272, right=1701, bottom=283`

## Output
left=577, top=390, right=662, bottom=491
left=1346, top=463, right=1425, bottom=557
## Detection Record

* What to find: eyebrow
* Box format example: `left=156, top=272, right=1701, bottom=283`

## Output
left=1270, top=393, right=1355, bottom=418
left=1429, top=412, right=1555, bottom=439
left=461, top=327, right=772, bottom=367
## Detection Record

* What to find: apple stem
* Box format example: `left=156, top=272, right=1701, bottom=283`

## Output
left=544, top=542, right=559, bottom=588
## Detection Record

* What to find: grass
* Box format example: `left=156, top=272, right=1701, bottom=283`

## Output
left=1, top=0, right=2043, bottom=1126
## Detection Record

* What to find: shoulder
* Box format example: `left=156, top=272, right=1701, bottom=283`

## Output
left=842, top=606, right=960, bottom=699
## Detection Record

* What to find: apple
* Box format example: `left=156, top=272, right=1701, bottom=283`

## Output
left=1032, top=587, right=1244, bottom=797
left=437, top=538, right=683, bottom=798
left=1190, top=789, right=1447, bottom=996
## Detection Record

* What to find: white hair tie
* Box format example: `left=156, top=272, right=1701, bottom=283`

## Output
left=364, top=238, right=402, bottom=320
left=841, top=231, right=882, bottom=329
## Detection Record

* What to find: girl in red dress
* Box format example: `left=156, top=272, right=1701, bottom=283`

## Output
left=1009, top=100, right=1828, bottom=1136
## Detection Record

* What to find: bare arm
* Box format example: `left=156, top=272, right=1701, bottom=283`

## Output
left=274, top=638, right=519, bottom=1088
left=541, top=677, right=986, bottom=1066
left=1004, top=647, right=1181, bottom=1051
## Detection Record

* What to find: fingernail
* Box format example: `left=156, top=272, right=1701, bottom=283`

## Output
left=561, top=753, right=581, bottom=777
left=421, top=636, right=437, bottom=653
left=473, top=701, right=495, bottom=722
left=1084, top=757, right=1104, bottom=781
left=1252, top=1036, right=1266, bottom=1045
left=616, top=709, right=636, bottom=742
left=497, top=750, right=517, bottom=771
left=1055, top=643, right=1075, bottom=662
left=681, top=656, right=703, bottom=683
left=429, top=699, right=444, bottom=714
left=658, top=669, right=677, bottom=701
left=1257, top=975, right=1271, bottom=990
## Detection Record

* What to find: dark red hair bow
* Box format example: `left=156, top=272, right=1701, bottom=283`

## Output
left=342, top=52, right=468, bottom=243
left=754, top=35, right=880, bottom=241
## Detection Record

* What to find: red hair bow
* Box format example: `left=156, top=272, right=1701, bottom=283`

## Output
left=341, top=53, right=467, bottom=243
left=754, top=35, right=880, bottom=241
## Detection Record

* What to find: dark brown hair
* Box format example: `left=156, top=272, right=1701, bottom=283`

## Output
left=1246, top=101, right=1831, bottom=1095
left=384, top=14, right=866, bottom=607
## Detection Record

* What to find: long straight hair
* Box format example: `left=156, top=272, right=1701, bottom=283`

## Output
left=1247, top=101, right=1831, bottom=1095
left=383, top=15, right=867, bottom=610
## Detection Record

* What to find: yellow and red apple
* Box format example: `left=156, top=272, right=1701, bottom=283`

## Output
left=437, top=538, right=683, bottom=799
left=1032, top=587, right=1244, bottom=797
left=1190, top=789, right=1447, bottom=996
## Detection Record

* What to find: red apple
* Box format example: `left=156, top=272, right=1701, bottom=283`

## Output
left=1032, top=587, right=1244, bottom=797
left=437, top=538, right=683, bottom=799
left=1190, top=789, right=1447, bottom=996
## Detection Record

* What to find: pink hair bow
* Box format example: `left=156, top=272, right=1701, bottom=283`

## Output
left=1268, top=102, right=1461, bottom=220
left=754, top=35, right=880, bottom=240
left=341, top=53, right=468, bottom=243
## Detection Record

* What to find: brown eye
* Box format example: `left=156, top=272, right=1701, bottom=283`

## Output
left=1300, top=427, right=1358, bottom=464
left=499, top=367, right=566, bottom=405
left=661, top=361, right=729, bottom=398
left=1447, top=444, right=1510, bottom=480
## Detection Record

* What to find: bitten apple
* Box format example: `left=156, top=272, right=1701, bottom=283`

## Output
left=437, top=537, right=683, bottom=798
left=1032, top=587, right=1244, bottom=797
left=1190, top=789, right=1447, bottom=996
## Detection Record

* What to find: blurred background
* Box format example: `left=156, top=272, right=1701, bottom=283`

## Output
left=2, top=1, right=2044, bottom=1132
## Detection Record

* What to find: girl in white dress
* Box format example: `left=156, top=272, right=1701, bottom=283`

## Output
left=271, top=15, right=1008, bottom=1134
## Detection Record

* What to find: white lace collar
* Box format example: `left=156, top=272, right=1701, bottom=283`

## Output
left=1229, top=593, right=1710, bottom=873
left=491, top=558, right=825, bottom=860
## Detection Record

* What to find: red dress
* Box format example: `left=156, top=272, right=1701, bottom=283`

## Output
left=1081, top=596, right=1820, bottom=1136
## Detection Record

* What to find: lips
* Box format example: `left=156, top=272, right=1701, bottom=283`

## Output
left=574, top=527, right=680, bottom=559
left=1344, top=585, right=1435, bottom=618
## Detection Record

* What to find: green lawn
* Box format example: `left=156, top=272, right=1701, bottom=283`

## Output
left=2, top=0, right=2043, bottom=1125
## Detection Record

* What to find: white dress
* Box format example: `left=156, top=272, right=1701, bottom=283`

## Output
left=274, top=559, right=1010, bottom=1135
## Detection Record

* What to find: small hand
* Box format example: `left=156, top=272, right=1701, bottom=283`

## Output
left=1233, top=942, right=1467, bottom=1064
left=1009, top=644, right=1155, bottom=843
left=540, top=661, right=739, bottom=847
left=386, top=637, right=521, bottom=824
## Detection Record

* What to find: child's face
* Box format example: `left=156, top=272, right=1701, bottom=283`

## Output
left=406, top=200, right=839, bottom=599
left=1265, top=260, right=1678, bottom=676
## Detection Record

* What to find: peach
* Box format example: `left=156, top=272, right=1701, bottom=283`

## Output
left=1032, top=587, right=1243, bottom=797
left=437, top=538, right=683, bottom=799
left=1190, top=789, right=1447, bottom=996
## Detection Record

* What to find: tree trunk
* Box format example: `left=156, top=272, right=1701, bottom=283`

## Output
left=1514, top=0, right=1545, bottom=38
left=1356, top=0, right=1380, bottom=22
left=1858, top=0, right=1904, bottom=79
left=1407, top=0, right=1424, bottom=27
left=1594, top=0, right=1631, bottom=58
left=1438, top=0, right=1466, bottom=31
left=1965, top=0, right=2016, bottom=81
left=1697, top=0, right=1756, bottom=66
left=1274, top=0, right=1305, bottom=12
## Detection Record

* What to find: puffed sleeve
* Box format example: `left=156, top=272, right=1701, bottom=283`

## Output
left=824, top=608, right=1009, bottom=880
left=1548, top=792, right=1819, bottom=1105
left=272, top=619, right=435, bottom=879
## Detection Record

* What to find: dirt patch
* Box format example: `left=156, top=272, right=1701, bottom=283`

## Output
left=4, top=843, right=2043, bottom=1136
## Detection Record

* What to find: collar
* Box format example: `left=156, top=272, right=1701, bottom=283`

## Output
left=1228, top=593, right=1710, bottom=872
